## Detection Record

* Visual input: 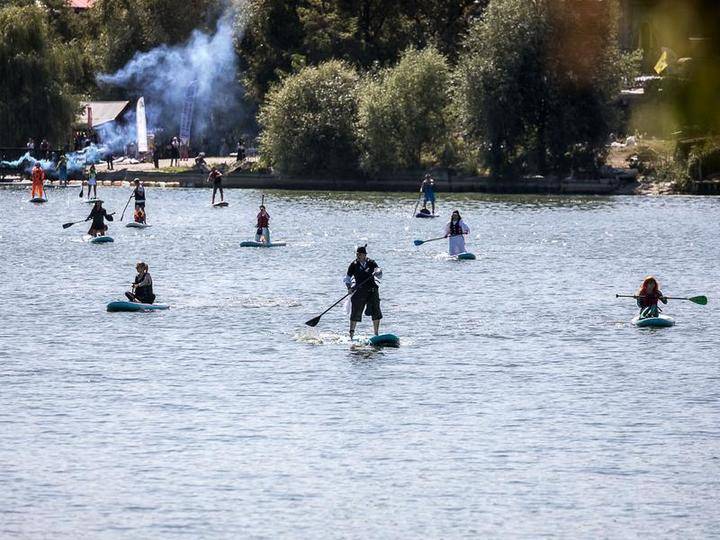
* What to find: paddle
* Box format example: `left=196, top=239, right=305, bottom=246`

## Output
left=62, top=218, right=88, bottom=229
left=305, top=274, right=374, bottom=327
left=120, top=194, right=133, bottom=221
left=616, top=294, right=708, bottom=305
left=79, top=180, right=83, bottom=198
left=411, top=181, right=423, bottom=217
left=413, top=233, right=467, bottom=246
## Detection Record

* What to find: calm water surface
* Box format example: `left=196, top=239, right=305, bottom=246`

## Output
left=1, top=186, right=719, bottom=538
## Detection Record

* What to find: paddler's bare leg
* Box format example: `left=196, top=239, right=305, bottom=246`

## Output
left=349, top=320, right=357, bottom=340
left=372, top=319, right=380, bottom=336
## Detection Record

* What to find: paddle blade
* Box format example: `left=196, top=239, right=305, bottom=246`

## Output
left=305, top=316, right=321, bottom=327
left=62, top=222, right=74, bottom=229
left=413, top=240, right=424, bottom=246
left=689, top=295, right=708, bottom=305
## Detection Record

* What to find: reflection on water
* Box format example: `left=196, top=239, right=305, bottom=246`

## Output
left=1, top=187, right=719, bottom=538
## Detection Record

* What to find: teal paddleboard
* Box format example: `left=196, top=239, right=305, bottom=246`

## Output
left=84, top=198, right=103, bottom=204
left=632, top=314, right=675, bottom=328
left=212, top=201, right=229, bottom=207
left=126, top=222, right=151, bottom=228
left=456, top=252, right=476, bottom=260
left=29, top=197, right=47, bottom=203
left=107, top=301, right=170, bottom=312
left=240, top=241, right=287, bottom=247
left=88, top=235, right=114, bottom=244
left=366, top=333, right=400, bottom=347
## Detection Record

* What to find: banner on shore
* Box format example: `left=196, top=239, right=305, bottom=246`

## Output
left=179, top=81, right=198, bottom=145
left=137, top=97, right=148, bottom=153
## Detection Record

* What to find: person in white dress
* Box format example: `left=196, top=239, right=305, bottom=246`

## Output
left=443, top=210, right=469, bottom=255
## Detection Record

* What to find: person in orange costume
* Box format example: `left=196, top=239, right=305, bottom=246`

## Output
left=31, top=162, right=46, bottom=199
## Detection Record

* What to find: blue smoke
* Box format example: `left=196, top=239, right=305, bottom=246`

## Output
left=96, top=10, right=245, bottom=143
left=1, top=145, right=109, bottom=178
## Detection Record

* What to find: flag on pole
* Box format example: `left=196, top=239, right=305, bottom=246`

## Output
left=654, top=50, right=668, bottom=74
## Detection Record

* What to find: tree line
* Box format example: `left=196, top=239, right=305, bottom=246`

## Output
left=0, top=0, right=641, bottom=178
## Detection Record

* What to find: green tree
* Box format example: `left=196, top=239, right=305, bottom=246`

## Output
left=258, top=60, right=359, bottom=175
left=456, top=0, right=639, bottom=177
left=358, top=47, right=451, bottom=173
left=0, top=4, right=80, bottom=146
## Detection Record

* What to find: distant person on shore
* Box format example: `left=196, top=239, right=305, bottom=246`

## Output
left=421, top=174, right=436, bottom=215
left=170, top=137, right=180, bottom=167
left=40, top=139, right=50, bottom=160
left=236, top=140, right=246, bottom=162
left=86, top=200, right=113, bottom=237
left=131, top=178, right=146, bottom=223
left=180, top=140, right=189, bottom=162
left=194, top=152, right=208, bottom=171
left=444, top=210, right=469, bottom=256
left=207, top=166, right=223, bottom=204
left=57, top=154, right=68, bottom=186
left=255, top=205, right=271, bottom=244
left=636, top=276, right=667, bottom=319
left=152, top=145, right=160, bottom=168
left=125, top=262, right=155, bottom=304
left=26, top=138, right=35, bottom=157
left=30, top=162, right=46, bottom=199
left=343, top=245, right=383, bottom=339
left=86, top=164, right=98, bottom=199
left=105, top=151, right=114, bottom=170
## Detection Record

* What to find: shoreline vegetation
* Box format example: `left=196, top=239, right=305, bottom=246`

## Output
left=1, top=1, right=718, bottom=194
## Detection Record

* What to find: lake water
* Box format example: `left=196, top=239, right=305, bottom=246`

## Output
left=1, top=186, right=719, bottom=538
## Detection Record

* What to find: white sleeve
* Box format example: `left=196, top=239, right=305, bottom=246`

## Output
left=343, top=275, right=353, bottom=285
left=462, top=220, right=470, bottom=234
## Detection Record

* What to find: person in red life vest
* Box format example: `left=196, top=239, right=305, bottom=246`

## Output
left=343, top=244, right=383, bottom=339
left=636, top=276, right=667, bottom=318
left=30, top=162, right=46, bottom=199
left=207, top=166, right=223, bottom=204
left=255, top=205, right=271, bottom=244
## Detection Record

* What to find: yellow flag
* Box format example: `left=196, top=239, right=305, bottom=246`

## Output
left=654, top=50, right=668, bottom=74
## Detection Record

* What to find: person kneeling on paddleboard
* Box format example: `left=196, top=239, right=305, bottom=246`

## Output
left=444, top=210, right=470, bottom=255
left=344, top=245, right=383, bottom=339
left=125, top=262, right=156, bottom=304
left=636, top=276, right=667, bottom=318
left=86, top=200, right=113, bottom=237
left=208, top=166, right=223, bottom=204
left=131, top=178, right=146, bottom=223
left=255, top=205, right=271, bottom=244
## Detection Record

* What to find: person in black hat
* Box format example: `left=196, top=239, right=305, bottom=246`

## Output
left=343, top=244, right=383, bottom=339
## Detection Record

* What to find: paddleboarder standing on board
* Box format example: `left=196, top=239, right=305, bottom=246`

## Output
left=444, top=210, right=470, bottom=256
left=86, top=163, right=98, bottom=199
left=30, top=162, right=46, bottom=199
left=255, top=205, right=271, bottom=244
left=131, top=178, right=146, bottom=223
left=636, top=276, right=667, bottom=318
left=344, top=245, right=383, bottom=339
left=208, top=166, right=224, bottom=204
left=421, top=174, right=436, bottom=215
left=86, top=200, right=113, bottom=237
left=125, top=262, right=156, bottom=304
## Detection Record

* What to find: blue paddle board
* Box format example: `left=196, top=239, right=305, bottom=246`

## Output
left=107, top=301, right=170, bottom=312
left=88, top=235, right=114, bottom=244
left=29, top=197, right=47, bottom=203
left=455, top=252, right=476, bottom=260
left=366, top=333, right=400, bottom=347
left=240, top=241, right=287, bottom=247
left=632, top=314, right=674, bottom=328
left=126, top=222, right=151, bottom=228
left=212, top=201, right=229, bottom=207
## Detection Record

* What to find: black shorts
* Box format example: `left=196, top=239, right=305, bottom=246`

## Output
left=350, top=288, right=382, bottom=322
left=135, top=201, right=145, bottom=209
left=213, top=180, right=222, bottom=188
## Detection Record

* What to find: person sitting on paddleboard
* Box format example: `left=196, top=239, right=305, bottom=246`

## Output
left=444, top=210, right=469, bottom=256
left=30, top=162, right=46, bottom=199
left=343, top=244, right=383, bottom=339
left=208, top=166, right=223, bottom=204
left=636, top=276, right=667, bottom=318
left=86, top=163, right=98, bottom=199
left=421, top=174, right=436, bottom=215
left=131, top=178, right=146, bottom=223
left=86, top=200, right=113, bottom=237
left=125, top=262, right=156, bottom=304
left=255, top=205, right=271, bottom=244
